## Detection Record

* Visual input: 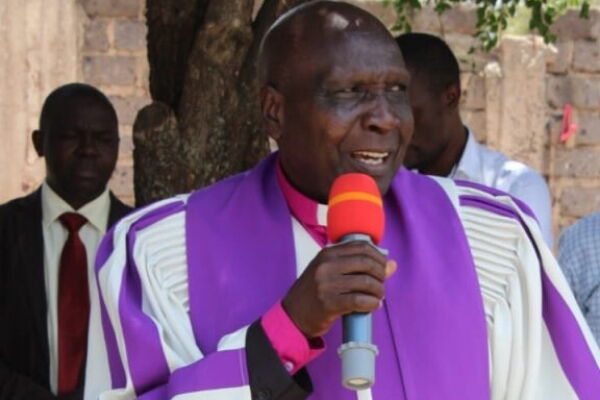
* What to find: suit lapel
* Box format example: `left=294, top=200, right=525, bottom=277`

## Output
left=6, top=189, right=129, bottom=389
left=107, top=192, right=132, bottom=229
left=16, top=189, right=51, bottom=384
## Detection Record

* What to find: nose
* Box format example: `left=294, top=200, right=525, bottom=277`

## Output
left=362, top=95, right=400, bottom=135
left=77, top=132, right=99, bottom=156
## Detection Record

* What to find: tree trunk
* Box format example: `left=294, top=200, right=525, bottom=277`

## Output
left=133, top=0, right=309, bottom=206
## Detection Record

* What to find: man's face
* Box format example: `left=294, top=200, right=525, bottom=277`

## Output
left=274, top=32, right=413, bottom=202
left=40, top=96, right=119, bottom=208
left=403, top=71, right=449, bottom=171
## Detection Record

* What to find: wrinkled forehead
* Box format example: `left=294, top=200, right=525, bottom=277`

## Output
left=297, top=28, right=404, bottom=86
left=262, top=2, right=405, bottom=91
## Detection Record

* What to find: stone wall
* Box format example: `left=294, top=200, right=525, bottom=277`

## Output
left=372, top=2, right=600, bottom=242
left=2, top=1, right=600, bottom=242
left=0, top=0, right=80, bottom=200
left=546, top=9, right=600, bottom=233
left=0, top=0, right=149, bottom=206
left=80, top=0, right=149, bottom=205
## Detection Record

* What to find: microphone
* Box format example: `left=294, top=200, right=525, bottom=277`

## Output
left=327, top=173, right=385, bottom=390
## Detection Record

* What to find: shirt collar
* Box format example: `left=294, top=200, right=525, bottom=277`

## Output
left=275, top=161, right=328, bottom=246
left=41, top=181, right=111, bottom=232
left=449, top=127, right=482, bottom=181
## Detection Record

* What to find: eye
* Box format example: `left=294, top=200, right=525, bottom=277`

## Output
left=333, top=86, right=365, bottom=99
left=99, top=138, right=118, bottom=146
left=59, top=131, right=79, bottom=140
left=386, top=84, right=408, bottom=102
left=97, top=132, right=117, bottom=143
left=388, top=84, right=407, bottom=93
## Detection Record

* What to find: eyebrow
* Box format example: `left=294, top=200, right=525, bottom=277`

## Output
left=322, top=68, right=410, bottom=85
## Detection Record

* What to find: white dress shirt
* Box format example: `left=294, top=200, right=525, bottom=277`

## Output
left=449, top=129, right=553, bottom=247
left=41, top=181, right=110, bottom=395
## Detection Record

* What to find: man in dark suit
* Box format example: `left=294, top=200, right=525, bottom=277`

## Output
left=0, top=83, right=132, bottom=399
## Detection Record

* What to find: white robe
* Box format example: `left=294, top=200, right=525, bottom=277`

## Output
left=86, top=178, right=600, bottom=400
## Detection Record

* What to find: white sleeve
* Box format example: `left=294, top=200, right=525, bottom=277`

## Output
left=436, top=179, right=600, bottom=399
left=93, top=197, right=253, bottom=400
left=503, top=163, right=554, bottom=249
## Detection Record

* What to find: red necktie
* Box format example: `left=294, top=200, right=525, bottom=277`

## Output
left=57, top=212, right=90, bottom=395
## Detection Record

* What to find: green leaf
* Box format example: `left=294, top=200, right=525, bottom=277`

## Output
left=385, top=0, right=589, bottom=53
left=580, top=1, right=590, bottom=18
left=435, top=2, right=452, bottom=13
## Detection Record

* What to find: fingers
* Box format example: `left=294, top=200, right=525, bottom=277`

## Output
left=333, top=274, right=385, bottom=314
left=319, top=241, right=389, bottom=281
left=282, top=241, right=398, bottom=338
left=336, top=254, right=387, bottom=281
left=329, top=241, right=388, bottom=266
left=316, top=268, right=390, bottom=316
left=337, top=293, right=382, bottom=313
left=333, top=274, right=385, bottom=299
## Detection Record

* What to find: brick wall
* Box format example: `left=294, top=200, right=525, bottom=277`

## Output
left=3, top=1, right=600, bottom=241
left=0, top=0, right=150, bottom=206
left=354, top=1, right=600, bottom=241
left=80, top=0, right=150, bottom=205
left=544, top=9, right=600, bottom=235
left=374, top=2, right=600, bottom=242
left=0, top=0, right=80, bottom=202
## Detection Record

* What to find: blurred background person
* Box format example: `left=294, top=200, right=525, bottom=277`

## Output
left=0, top=83, right=132, bottom=400
left=397, top=32, right=553, bottom=247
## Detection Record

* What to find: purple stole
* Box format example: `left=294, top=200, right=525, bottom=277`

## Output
left=185, top=153, right=490, bottom=399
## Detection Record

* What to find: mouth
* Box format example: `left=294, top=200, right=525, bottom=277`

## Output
left=74, top=169, right=100, bottom=180
left=350, top=150, right=390, bottom=166
left=346, top=149, right=397, bottom=178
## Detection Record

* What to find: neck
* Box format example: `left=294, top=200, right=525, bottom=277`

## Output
left=277, top=160, right=327, bottom=205
left=46, top=181, right=103, bottom=210
left=420, top=119, right=467, bottom=177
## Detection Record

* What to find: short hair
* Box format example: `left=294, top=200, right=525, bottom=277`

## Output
left=39, top=83, right=116, bottom=132
left=257, top=1, right=392, bottom=89
left=395, top=32, right=460, bottom=93
left=256, top=8, right=306, bottom=88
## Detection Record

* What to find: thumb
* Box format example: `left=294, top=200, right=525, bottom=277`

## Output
left=385, top=259, right=397, bottom=279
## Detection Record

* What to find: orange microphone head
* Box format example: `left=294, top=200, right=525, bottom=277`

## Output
left=327, top=173, right=385, bottom=245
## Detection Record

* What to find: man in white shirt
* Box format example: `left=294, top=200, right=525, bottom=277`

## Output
left=0, top=83, right=131, bottom=399
left=397, top=32, right=553, bottom=246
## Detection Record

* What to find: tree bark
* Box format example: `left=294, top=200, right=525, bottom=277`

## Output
left=134, top=0, right=310, bottom=206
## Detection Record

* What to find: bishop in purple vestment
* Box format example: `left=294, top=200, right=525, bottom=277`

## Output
left=90, top=2, right=600, bottom=399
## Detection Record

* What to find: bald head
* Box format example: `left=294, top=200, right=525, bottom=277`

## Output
left=258, top=1, right=396, bottom=90
left=257, top=1, right=412, bottom=203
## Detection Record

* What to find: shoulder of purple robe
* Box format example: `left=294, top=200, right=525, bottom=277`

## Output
left=433, top=177, right=600, bottom=399
left=93, top=193, right=311, bottom=400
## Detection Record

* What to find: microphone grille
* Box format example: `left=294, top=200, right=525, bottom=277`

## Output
left=327, top=173, right=385, bottom=244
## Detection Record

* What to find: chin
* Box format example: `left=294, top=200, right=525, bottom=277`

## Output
left=374, top=175, right=395, bottom=196
left=75, top=183, right=105, bottom=200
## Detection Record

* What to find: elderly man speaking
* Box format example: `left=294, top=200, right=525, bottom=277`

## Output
left=94, top=2, right=600, bottom=399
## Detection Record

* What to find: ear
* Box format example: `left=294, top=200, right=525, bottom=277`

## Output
left=32, top=130, right=44, bottom=157
left=443, top=83, right=461, bottom=109
left=260, top=85, right=284, bottom=141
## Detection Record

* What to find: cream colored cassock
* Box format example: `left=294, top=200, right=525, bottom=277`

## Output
left=86, top=178, right=600, bottom=400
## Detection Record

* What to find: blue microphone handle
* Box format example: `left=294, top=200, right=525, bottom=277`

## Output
left=335, top=234, right=387, bottom=390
